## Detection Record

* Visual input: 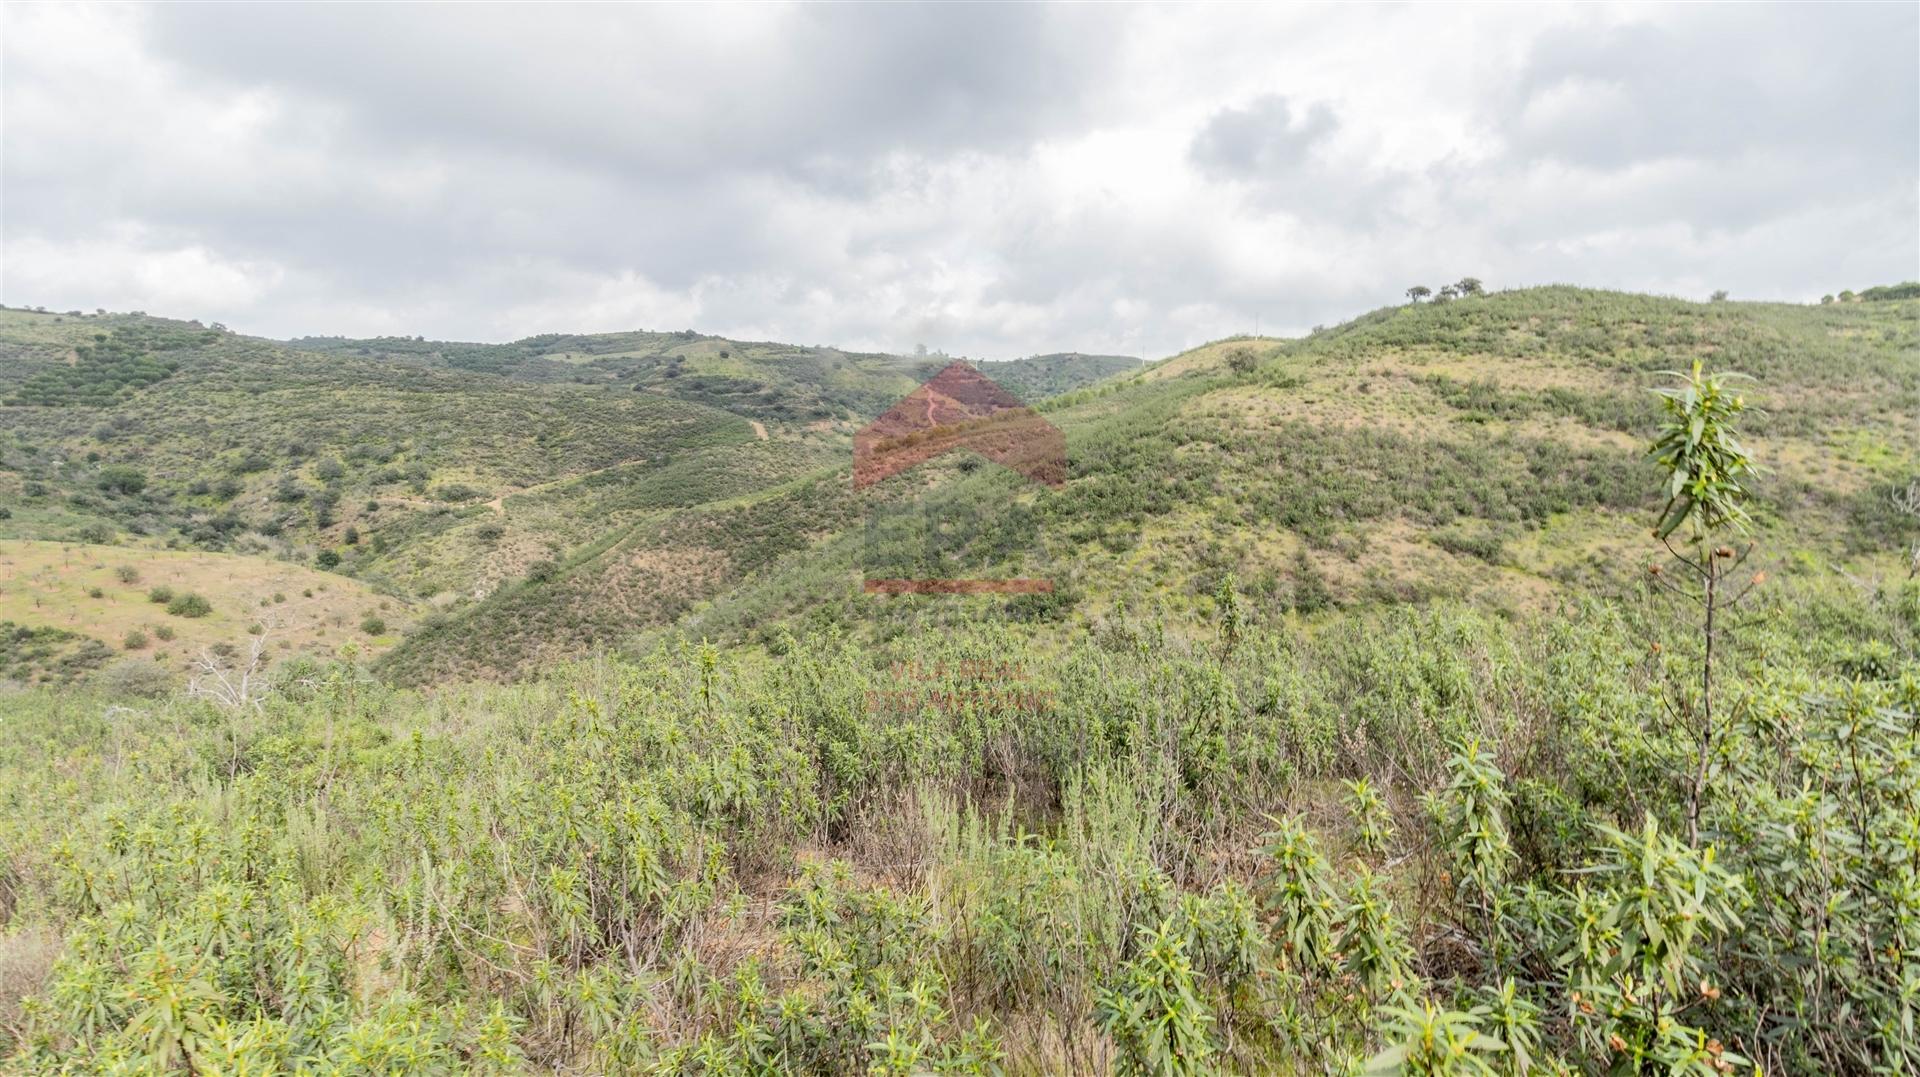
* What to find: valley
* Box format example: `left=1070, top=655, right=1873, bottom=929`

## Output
left=4, top=6, right=1914, bottom=1072
left=1, top=285, right=1916, bottom=1074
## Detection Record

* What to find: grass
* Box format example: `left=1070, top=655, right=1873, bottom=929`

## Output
left=0, top=539, right=408, bottom=679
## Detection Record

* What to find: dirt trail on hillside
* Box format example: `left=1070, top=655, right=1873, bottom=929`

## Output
left=479, top=418, right=763, bottom=515
left=482, top=458, right=630, bottom=515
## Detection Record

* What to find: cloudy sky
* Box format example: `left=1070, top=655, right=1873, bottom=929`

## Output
left=2, top=3, right=1914, bottom=359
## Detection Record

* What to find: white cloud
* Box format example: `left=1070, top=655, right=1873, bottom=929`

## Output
left=1, top=230, right=285, bottom=317
left=2, top=2, right=1912, bottom=359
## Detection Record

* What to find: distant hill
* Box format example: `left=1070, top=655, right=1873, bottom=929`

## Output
left=975, top=352, right=1141, bottom=401
left=0, top=309, right=1141, bottom=677
left=379, top=286, right=1918, bottom=682
left=286, top=331, right=1136, bottom=424
left=4, top=290, right=1914, bottom=684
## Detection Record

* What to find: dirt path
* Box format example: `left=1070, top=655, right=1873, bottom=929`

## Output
left=457, top=419, right=765, bottom=518
left=483, top=451, right=667, bottom=516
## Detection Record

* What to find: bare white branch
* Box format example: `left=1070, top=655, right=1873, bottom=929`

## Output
left=1895, top=481, right=1920, bottom=578
left=186, top=618, right=277, bottom=714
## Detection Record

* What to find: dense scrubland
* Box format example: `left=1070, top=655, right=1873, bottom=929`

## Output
left=1, top=578, right=1916, bottom=1073
left=0, top=286, right=1917, bottom=1073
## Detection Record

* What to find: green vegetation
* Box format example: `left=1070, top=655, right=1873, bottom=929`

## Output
left=164, top=592, right=212, bottom=618
left=0, top=622, right=113, bottom=685
left=975, top=352, right=1141, bottom=401
left=1855, top=281, right=1920, bottom=301
left=0, top=285, right=1915, bottom=1072
left=1, top=323, right=207, bottom=407
left=1, top=576, right=1914, bottom=1072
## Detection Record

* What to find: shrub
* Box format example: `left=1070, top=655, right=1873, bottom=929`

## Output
left=165, top=593, right=212, bottom=618
left=1097, top=919, right=1216, bottom=1075
left=114, top=566, right=140, bottom=584
left=94, top=658, right=173, bottom=698
left=95, top=466, right=146, bottom=495
left=147, top=586, right=174, bottom=604
left=360, top=616, right=387, bottom=636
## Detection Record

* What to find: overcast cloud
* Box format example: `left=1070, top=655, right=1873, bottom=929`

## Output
left=2, top=2, right=1914, bottom=359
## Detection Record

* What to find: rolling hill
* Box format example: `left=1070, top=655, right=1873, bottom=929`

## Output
left=376, top=286, right=1919, bottom=681
left=2, top=285, right=1917, bottom=1074
left=6, top=290, right=1914, bottom=685
left=0, top=308, right=1137, bottom=679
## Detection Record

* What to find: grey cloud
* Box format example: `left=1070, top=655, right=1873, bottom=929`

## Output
left=1187, top=98, right=1416, bottom=234
left=0, top=3, right=1912, bottom=360
left=1189, top=95, right=1338, bottom=178
left=139, top=4, right=1121, bottom=183
left=1507, top=5, right=1916, bottom=174
left=7, top=3, right=1129, bottom=316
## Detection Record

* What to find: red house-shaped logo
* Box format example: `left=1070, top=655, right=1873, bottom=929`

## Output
left=855, top=360, right=1065, bottom=594
left=855, top=361, right=1065, bottom=490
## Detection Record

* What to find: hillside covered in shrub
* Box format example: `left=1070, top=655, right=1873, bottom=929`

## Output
left=0, top=285, right=1916, bottom=1074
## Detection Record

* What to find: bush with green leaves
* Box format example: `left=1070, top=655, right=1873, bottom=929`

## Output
left=0, top=593, right=1906, bottom=1070
left=163, top=593, right=211, bottom=618
left=1097, top=919, right=1215, bottom=1076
